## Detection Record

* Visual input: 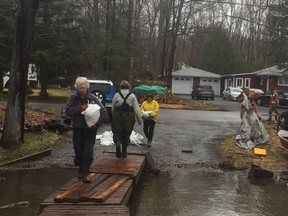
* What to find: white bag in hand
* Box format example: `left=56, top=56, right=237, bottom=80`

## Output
left=82, top=104, right=101, bottom=127
left=142, top=111, right=152, bottom=120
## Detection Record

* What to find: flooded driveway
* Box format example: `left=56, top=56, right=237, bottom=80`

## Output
left=0, top=97, right=287, bottom=216
left=134, top=169, right=287, bottom=216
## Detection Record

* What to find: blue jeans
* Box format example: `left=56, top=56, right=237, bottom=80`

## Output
left=73, top=128, right=96, bottom=166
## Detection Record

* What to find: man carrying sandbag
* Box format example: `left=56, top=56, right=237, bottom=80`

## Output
left=66, top=77, right=108, bottom=183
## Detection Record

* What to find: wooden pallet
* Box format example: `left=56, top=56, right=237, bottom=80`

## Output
left=40, top=205, right=129, bottom=216
left=39, top=151, right=156, bottom=216
left=90, top=152, right=146, bottom=184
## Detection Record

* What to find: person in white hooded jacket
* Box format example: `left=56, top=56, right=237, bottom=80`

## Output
left=111, top=80, right=142, bottom=158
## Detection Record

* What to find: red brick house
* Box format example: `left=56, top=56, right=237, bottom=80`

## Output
left=221, top=65, right=288, bottom=93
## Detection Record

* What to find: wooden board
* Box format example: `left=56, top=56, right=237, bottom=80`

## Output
left=39, top=179, right=133, bottom=213
left=90, top=153, right=146, bottom=183
left=40, top=205, right=129, bottom=216
left=39, top=151, right=149, bottom=215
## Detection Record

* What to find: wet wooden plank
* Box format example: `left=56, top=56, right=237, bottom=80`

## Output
left=63, top=173, right=111, bottom=203
left=93, top=176, right=130, bottom=202
left=90, top=153, right=146, bottom=183
left=0, top=149, right=51, bottom=167
left=39, top=179, right=133, bottom=213
left=40, top=150, right=148, bottom=215
left=80, top=175, right=122, bottom=202
left=103, top=150, right=159, bottom=175
left=54, top=181, right=85, bottom=203
left=103, top=149, right=148, bottom=156
left=40, top=205, right=129, bottom=216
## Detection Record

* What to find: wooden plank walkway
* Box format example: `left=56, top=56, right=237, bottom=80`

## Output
left=39, top=151, right=157, bottom=216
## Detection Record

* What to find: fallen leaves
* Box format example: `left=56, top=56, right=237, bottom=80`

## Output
left=0, top=107, right=58, bottom=129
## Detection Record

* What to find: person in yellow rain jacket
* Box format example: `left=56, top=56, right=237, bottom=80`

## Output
left=140, top=95, right=159, bottom=147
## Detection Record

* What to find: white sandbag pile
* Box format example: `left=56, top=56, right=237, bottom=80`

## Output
left=96, top=130, right=144, bottom=147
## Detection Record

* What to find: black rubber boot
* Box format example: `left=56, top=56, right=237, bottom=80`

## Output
left=82, top=164, right=91, bottom=183
left=115, top=140, right=121, bottom=158
left=122, top=143, right=127, bottom=158
left=116, top=146, right=121, bottom=158
left=268, top=115, right=272, bottom=121
left=77, top=164, right=84, bottom=179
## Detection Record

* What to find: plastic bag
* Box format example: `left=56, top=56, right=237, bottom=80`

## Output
left=96, top=130, right=144, bottom=147
left=142, top=111, right=152, bottom=120
left=98, top=131, right=114, bottom=146
left=82, top=104, right=101, bottom=127
left=130, top=131, right=144, bottom=147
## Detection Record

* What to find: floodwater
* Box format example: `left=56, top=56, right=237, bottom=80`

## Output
left=0, top=168, right=287, bottom=216
left=134, top=168, right=288, bottom=216
left=0, top=169, right=76, bottom=216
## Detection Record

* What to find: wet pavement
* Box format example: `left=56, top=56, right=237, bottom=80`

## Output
left=0, top=97, right=288, bottom=216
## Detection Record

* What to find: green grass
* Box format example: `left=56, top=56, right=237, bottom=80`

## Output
left=30, top=88, right=71, bottom=97
left=0, top=130, right=66, bottom=163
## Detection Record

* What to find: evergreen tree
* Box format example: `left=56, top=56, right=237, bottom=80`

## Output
left=200, top=27, right=244, bottom=75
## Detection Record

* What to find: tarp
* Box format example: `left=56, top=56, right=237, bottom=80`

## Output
left=132, top=85, right=168, bottom=95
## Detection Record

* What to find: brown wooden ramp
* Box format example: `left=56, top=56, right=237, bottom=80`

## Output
left=40, top=205, right=129, bottom=216
left=39, top=151, right=156, bottom=216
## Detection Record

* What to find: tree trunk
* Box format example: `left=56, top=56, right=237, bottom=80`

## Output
left=39, top=65, right=49, bottom=97
left=166, top=0, right=184, bottom=85
left=0, top=0, right=39, bottom=149
left=159, top=0, right=171, bottom=81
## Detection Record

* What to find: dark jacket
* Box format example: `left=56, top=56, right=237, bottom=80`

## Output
left=66, top=91, right=108, bottom=128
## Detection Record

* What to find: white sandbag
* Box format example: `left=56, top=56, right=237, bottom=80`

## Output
left=97, top=130, right=144, bottom=146
left=130, top=131, right=144, bottom=147
left=82, top=104, right=101, bottom=127
left=100, top=131, right=114, bottom=146
left=142, top=111, right=152, bottom=120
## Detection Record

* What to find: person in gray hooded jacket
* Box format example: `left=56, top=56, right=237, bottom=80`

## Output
left=111, top=80, right=142, bottom=158
left=66, top=77, right=108, bottom=183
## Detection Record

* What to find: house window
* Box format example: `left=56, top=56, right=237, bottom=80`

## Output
left=180, top=78, right=184, bottom=80
left=226, top=79, right=232, bottom=87
left=175, top=77, right=179, bottom=80
left=214, top=80, right=218, bottom=82
left=236, top=78, right=243, bottom=88
left=279, top=76, right=288, bottom=86
left=244, top=78, right=250, bottom=88
left=186, top=78, right=190, bottom=80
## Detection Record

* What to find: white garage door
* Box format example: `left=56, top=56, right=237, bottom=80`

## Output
left=200, top=78, right=221, bottom=96
left=172, top=77, right=192, bottom=94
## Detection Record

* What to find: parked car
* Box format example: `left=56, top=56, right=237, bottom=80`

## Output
left=191, top=85, right=214, bottom=100
left=222, top=87, right=243, bottom=101
left=256, top=91, right=287, bottom=106
left=87, top=78, right=115, bottom=120
left=278, top=92, right=288, bottom=106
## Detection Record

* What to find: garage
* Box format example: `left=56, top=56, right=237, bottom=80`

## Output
left=172, top=67, right=221, bottom=95
left=200, top=78, right=221, bottom=96
left=172, top=77, right=192, bottom=94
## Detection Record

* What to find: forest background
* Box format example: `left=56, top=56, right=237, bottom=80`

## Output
left=1, top=0, right=288, bottom=92
left=0, top=0, right=288, bottom=148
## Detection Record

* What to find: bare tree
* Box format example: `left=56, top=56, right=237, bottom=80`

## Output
left=0, top=0, right=39, bottom=149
